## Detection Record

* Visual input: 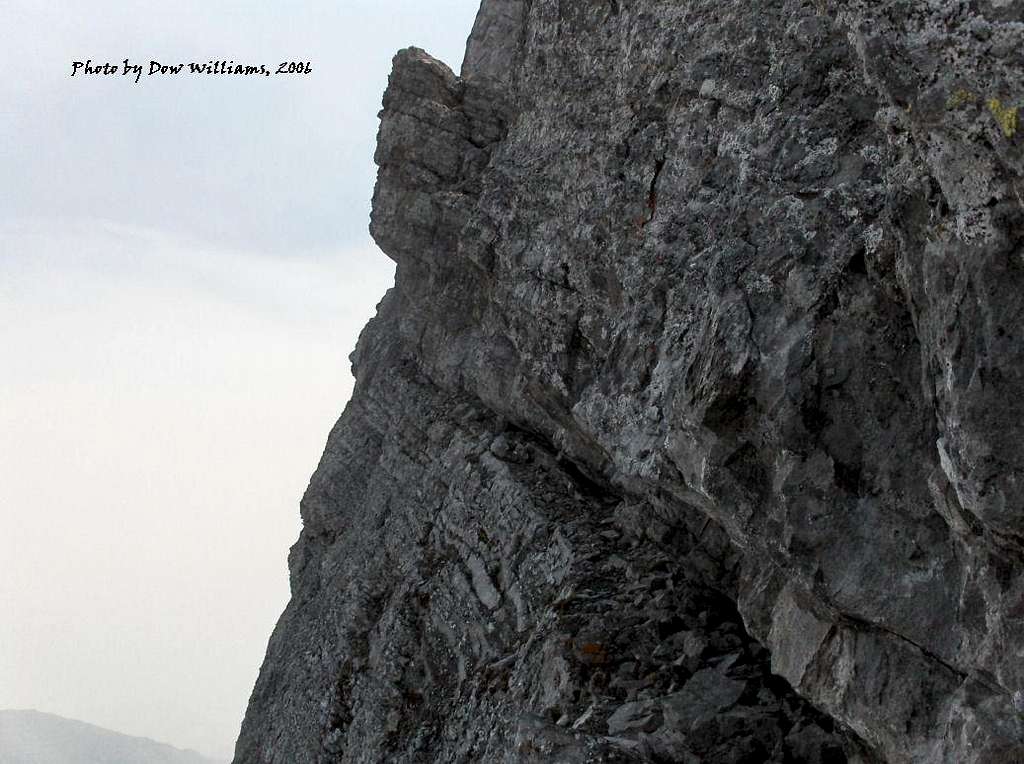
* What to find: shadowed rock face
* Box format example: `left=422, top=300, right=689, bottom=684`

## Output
left=234, top=1, right=1024, bottom=762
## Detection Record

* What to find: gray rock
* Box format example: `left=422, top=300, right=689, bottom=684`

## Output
left=660, top=668, right=746, bottom=733
left=234, top=0, right=1024, bottom=762
left=787, top=721, right=851, bottom=764
left=606, top=701, right=662, bottom=736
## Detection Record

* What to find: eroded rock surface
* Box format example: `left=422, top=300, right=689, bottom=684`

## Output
left=235, top=1, right=1024, bottom=762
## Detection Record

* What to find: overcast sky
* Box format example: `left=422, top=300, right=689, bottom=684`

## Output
left=0, top=2, right=481, bottom=760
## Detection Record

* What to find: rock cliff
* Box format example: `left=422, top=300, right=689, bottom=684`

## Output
left=234, top=1, right=1024, bottom=761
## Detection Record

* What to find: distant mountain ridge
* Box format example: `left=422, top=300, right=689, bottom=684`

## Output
left=0, top=710, right=221, bottom=764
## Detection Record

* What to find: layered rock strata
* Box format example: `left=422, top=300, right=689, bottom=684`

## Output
left=235, top=1, right=1024, bottom=761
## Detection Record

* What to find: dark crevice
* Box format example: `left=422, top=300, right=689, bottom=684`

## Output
left=643, top=157, right=666, bottom=225
left=847, top=247, right=867, bottom=276
left=555, top=453, right=614, bottom=502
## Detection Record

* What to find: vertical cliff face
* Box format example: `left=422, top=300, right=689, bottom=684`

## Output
left=235, top=1, right=1024, bottom=762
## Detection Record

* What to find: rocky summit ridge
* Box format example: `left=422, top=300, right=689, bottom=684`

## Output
left=234, top=1, right=1024, bottom=762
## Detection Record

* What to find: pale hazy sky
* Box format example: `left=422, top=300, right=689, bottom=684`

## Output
left=0, top=1, right=481, bottom=760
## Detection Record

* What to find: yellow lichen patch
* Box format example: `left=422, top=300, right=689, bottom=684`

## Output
left=946, top=88, right=975, bottom=109
left=988, top=98, right=1019, bottom=138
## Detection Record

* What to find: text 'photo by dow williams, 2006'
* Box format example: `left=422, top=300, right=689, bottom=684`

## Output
left=69, top=58, right=312, bottom=83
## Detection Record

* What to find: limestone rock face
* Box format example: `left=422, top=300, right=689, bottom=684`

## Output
left=234, top=1, right=1024, bottom=762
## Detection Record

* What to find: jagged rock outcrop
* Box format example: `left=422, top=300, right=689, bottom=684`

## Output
left=235, top=1, right=1024, bottom=762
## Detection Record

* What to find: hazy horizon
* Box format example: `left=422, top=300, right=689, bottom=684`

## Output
left=0, top=1, right=481, bottom=760
left=0, top=709, right=221, bottom=763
